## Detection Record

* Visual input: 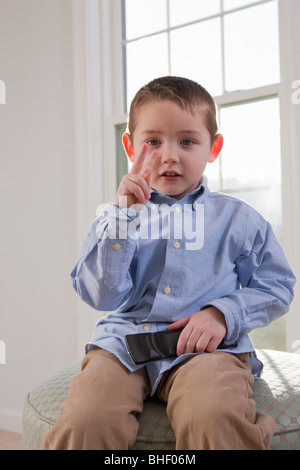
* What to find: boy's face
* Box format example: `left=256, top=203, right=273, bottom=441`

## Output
left=124, top=100, right=222, bottom=200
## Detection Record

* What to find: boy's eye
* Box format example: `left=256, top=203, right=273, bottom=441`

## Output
left=147, top=139, right=160, bottom=146
left=181, top=139, right=194, bottom=146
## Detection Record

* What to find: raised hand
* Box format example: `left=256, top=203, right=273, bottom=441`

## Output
left=115, top=143, right=157, bottom=209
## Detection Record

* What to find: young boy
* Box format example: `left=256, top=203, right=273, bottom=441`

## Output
left=42, top=76, right=295, bottom=450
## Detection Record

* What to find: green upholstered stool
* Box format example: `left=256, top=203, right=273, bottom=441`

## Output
left=23, top=349, right=300, bottom=450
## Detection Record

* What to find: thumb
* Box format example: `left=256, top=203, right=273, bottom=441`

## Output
left=168, top=315, right=190, bottom=330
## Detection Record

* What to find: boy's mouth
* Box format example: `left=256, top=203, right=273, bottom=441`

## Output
left=160, top=170, right=182, bottom=182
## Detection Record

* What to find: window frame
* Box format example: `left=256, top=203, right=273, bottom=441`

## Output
left=122, top=0, right=280, bottom=105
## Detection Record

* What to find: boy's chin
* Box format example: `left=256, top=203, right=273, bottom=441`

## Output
left=150, top=182, right=185, bottom=200
left=151, top=176, right=203, bottom=200
left=151, top=186, right=180, bottom=199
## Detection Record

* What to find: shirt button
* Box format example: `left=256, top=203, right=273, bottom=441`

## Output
left=113, top=243, right=122, bottom=250
left=164, top=286, right=171, bottom=295
left=143, top=324, right=151, bottom=331
left=173, top=241, right=180, bottom=249
left=175, top=206, right=181, bottom=214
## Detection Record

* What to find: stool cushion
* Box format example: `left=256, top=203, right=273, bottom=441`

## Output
left=22, top=349, right=300, bottom=450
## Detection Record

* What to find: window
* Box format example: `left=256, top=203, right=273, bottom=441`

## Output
left=214, top=97, right=282, bottom=241
left=123, top=0, right=279, bottom=102
left=121, top=0, right=281, bottom=239
left=121, top=0, right=282, bottom=238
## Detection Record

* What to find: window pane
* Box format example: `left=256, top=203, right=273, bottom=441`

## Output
left=205, top=155, right=220, bottom=189
left=124, top=0, right=167, bottom=39
left=249, top=316, right=286, bottom=351
left=219, top=98, right=282, bottom=239
left=125, top=33, right=169, bottom=109
left=206, top=96, right=285, bottom=351
left=169, top=0, right=220, bottom=27
left=224, top=2, right=280, bottom=91
left=170, top=18, right=223, bottom=96
left=223, top=0, right=257, bottom=10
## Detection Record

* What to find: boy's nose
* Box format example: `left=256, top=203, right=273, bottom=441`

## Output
left=161, top=144, right=179, bottom=163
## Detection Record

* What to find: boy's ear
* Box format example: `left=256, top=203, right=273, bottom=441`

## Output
left=122, top=132, right=135, bottom=163
left=208, top=134, right=223, bottom=163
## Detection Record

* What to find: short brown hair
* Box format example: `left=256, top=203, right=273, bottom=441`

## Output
left=127, top=76, right=219, bottom=145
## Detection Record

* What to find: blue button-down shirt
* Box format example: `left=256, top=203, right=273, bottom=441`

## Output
left=71, top=177, right=295, bottom=394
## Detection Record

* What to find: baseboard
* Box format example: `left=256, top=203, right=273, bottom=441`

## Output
left=0, top=409, right=23, bottom=434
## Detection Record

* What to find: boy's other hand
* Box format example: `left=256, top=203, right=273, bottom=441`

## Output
left=115, top=144, right=157, bottom=209
left=168, top=307, right=227, bottom=356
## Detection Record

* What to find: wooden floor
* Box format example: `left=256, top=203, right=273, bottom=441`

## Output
left=0, top=429, right=25, bottom=450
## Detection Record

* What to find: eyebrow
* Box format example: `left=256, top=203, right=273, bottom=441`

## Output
left=141, top=129, right=202, bottom=136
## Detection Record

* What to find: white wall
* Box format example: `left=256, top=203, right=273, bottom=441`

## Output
left=0, top=0, right=86, bottom=432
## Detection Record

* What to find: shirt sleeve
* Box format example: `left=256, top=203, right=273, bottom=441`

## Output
left=205, top=208, right=296, bottom=344
left=70, top=203, right=140, bottom=311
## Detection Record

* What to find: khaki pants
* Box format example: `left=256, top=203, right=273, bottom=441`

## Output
left=41, top=347, right=275, bottom=450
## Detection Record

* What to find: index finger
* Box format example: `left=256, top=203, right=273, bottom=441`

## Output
left=130, top=143, right=149, bottom=175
